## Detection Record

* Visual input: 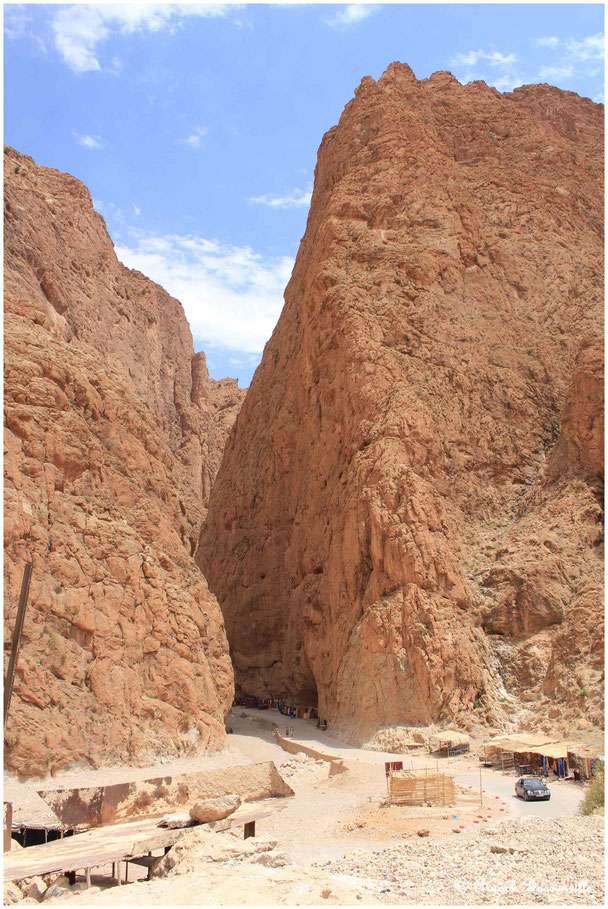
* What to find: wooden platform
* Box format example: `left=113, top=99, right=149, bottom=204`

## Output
left=4, top=800, right=288, bottom=883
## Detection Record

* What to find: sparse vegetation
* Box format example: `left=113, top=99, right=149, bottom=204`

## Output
left=579, top=687, right=588, bottom=698
left=580, top=761, right=604, bottom=816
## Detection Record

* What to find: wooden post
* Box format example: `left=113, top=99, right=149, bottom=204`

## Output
left=86, top=868, right=91, bottom=888
left=4, top=563, right=33, bottom=726
left=4, top=803, right=13, bottom=853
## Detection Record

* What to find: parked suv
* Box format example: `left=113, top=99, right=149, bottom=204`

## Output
left=515, top=777, right=551, bottom=801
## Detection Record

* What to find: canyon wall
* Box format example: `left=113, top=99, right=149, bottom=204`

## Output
left=4, top=147, right=244, bottom=776
left=199, top=65, right=603, bottom=742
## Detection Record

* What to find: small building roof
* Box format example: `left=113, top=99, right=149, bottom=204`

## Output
left=534, top=742, right=571, bottom=760
left=484, top=733, right=557, bottom=754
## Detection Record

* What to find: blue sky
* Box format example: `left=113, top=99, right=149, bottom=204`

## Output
left=4, top=2, right=605, bottom=386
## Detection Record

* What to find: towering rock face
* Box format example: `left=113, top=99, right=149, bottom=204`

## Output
left=4, top=147, right=244, bottom=776
left=199, top=65, right=603, bottom=742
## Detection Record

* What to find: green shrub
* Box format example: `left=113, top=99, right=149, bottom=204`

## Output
left=580, top=761, right=604, bottom=816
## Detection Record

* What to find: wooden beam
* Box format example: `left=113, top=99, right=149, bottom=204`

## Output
left=4, top=563, right=33, bottom=726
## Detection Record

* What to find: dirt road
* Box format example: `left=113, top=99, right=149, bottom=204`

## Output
left=453, top=769, right=585, bottom=818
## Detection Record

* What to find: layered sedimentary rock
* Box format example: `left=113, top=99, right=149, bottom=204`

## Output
left=199, top=65, right=603, bottom=741
left=4, top=147, right=244, bottom=775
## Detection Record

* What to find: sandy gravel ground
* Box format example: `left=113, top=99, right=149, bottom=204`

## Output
left=4, top=708, right=602, bottom=906
left=321, top=816, right=604, bottom=905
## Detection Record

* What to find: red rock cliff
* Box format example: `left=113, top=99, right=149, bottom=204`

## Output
left=199, top=64, right=603, bottom=741
left=4, top=147, right=244, bottom=776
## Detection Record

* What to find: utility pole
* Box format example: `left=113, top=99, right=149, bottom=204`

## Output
left=4, top=562, right=33, bottom=726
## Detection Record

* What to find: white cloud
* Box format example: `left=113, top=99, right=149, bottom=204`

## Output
left=93, top=199, right=126, bottom=229
left=564, top=33, right=604, bottom=62
left=133, top=204, right=141, bottom=216
left=535, top=36, right=559, bottom=49
left=534, top=32, right=604, bottom=64
left=491, top=74, right=524, bottom=93
left=451, top=46, right=520, bottom=92
left=324, top=5, right=377, bottom=29
left=452, top=49, right=517, bottom=68
left=180, top=126, right=209, bottom=149
left=538, top=64, right=575, bottom=80
left=249, top=187, right=312, bottom=209
left=73, top=131, right=103, bottom=150
left=5, top=6, right=47, bottom=54
left=592, top=91, right=604, bottom=103
left=115, top=231, right=293, bottom=353
left=531, top=31, right=604, bottom=87
left=4, top=6, right=31, bottom=40
left=52, top=4, right=232, bottom=73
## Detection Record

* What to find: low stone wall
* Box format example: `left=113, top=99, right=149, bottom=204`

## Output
left=275, top=732, right=347, bottom=775
left=38, top=762, right=294, bottom=829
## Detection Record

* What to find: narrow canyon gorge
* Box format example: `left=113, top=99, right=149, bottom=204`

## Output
left=4, top=63, right=604, bottom=777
